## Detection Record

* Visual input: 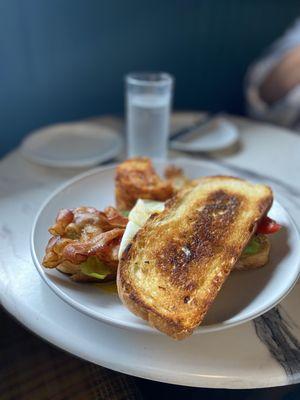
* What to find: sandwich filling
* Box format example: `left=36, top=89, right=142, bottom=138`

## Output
left=43, top=200, right=281, bottom=281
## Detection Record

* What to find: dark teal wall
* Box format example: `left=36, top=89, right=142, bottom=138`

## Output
left=1, top=0, right=299, bottom=156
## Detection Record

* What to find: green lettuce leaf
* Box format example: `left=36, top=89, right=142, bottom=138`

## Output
left=243, top=236, right=262, bottom=255
left=121, top=210, right=130, bottom=217
left=80, top=256, right=111, bottom=280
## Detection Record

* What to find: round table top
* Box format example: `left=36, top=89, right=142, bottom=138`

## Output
left=1, top=114, right=300, bottom=389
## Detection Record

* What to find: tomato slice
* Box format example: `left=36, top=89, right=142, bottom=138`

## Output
left=256, top=216, right=282, bottom=234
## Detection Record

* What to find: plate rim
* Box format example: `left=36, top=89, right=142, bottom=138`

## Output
left=30, top=158, right=300, bottom=335
left=21, top=122, right=123, bottom=168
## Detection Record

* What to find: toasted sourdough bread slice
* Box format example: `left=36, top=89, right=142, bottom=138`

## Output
left=117, top=176, right=273, bottom=339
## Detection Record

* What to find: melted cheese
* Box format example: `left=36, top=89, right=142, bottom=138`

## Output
left=118, top=199, right=164, bottom=259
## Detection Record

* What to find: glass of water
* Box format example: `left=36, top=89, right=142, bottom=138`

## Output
left=125, top=72, right=173, bottom=159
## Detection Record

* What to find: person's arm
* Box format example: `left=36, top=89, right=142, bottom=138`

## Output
left=259, top=45, right=300, bottom=105
left=245, top=18, right=300, bottom=128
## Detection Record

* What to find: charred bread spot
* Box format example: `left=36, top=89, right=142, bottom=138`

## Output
left=185, top=281, right=197, bottom=291
left=121, top=243, right=132, bottom=260
left=248, top=222, right=256, bottom=233
left=155, top=190, right=242, bottom=286
left=148, top=212, right=160, bottom=221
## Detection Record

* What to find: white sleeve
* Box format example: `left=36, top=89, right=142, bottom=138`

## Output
left=245, top=18, right=300, bottom=129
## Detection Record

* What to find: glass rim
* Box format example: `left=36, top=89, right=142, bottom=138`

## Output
left=126, top=72, right=173, bottom=87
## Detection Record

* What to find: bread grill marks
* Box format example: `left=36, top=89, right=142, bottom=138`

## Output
left=156, top=190, right=241, bottom=286
left=117, top=176, right=273, bottom=339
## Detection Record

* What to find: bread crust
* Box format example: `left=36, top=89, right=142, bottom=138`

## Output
left=117, top=176, right=273, bottom=339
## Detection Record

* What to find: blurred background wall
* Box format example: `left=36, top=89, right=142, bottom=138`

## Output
left=1, top=0, right=300, bottom=156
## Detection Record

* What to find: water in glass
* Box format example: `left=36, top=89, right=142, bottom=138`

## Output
left=127, top=92, right=170, bottom=158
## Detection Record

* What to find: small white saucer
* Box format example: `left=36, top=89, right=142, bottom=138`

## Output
left=21, top=122, right=123, bottom=168
left=171, top=116, right=239, bottom=152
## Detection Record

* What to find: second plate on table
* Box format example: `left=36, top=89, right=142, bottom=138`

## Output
left=171, top=113, right=239, bottom=152
left=21, top=122, right=123, bottom=168
left=30, top=158, right=300, bottom=336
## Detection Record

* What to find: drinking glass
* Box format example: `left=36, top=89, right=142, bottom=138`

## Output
left=125, top=72, right=173, bottom=159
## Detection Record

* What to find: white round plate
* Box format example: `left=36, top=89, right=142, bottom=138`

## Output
left=31, top=159, right=300, bottom=335
left=171, top=116, right=239, bottom=152
left=21, top=122, right=123, bottom=168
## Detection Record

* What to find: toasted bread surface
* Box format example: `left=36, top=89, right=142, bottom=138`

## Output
left=115, top=158, right=174, bottom=211
left=117, top=176, right=273, bottom=339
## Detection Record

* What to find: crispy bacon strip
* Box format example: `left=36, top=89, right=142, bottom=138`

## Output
left=101, top=206, right=128, bottom=228
left=43, top=207, right=127, bottom=279
left=49, top=209, right=74, bottom=236
left=43, top=237, right=74, bottom=268
left=62, top=228, right=124, bottom=266
left=49, top=206, right=127, bottom=238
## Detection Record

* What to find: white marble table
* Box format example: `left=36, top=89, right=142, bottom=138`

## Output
left=1, top=116, right=300, bottom=389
